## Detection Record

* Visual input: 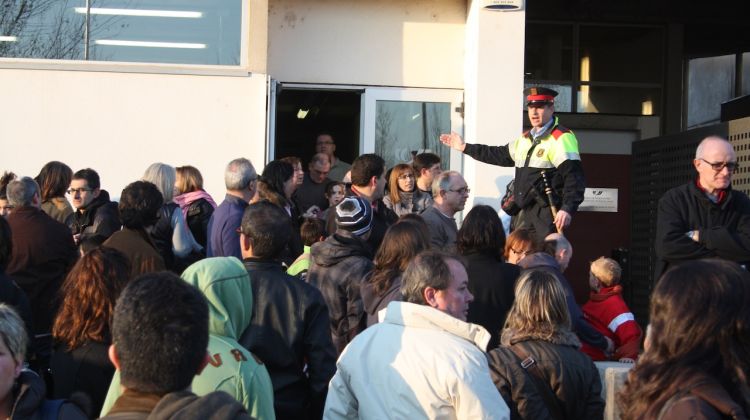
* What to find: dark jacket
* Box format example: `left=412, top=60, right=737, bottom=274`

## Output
left=7, top=206, right=77, bottom=334
left=463, top=252, right=520, bottom=350
left=103, top=228, right=166, bottom=280
left=655, top=374, right=749, bottom=420
left=207, top=194, right=248, bottom=259
left=360, top=272, right=402, bottom=327
left=307, top=230, right=373, bottom=354
left=0, top=270, right=33, bottom=349
left=518, top=252, right=608, bottom=351
left=52, top=340, right=113, bottom=416
left=655, top=181, right=750, bottom=280
left=65, top=189, right=120, bottom=243
left=145, top=203, right=179, bottom=269
left=327, top=187, right=397, bottom=252
left=239, top=258, right=336, bottom=420
left=185, top=198, right=214, bottom=249
left=487, top=330, right=604, bottom=420
left=463, top=116, right=585, bottom=215
left=10, top=369, right=88, bottom=420
left=100, top=389, right=251, bottom=419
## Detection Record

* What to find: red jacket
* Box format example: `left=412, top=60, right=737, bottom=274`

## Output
left=581, top=285, right=642, bottom=360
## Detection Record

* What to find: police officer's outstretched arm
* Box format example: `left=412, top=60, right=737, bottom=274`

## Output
left=439, top=132, right=515, bottom=167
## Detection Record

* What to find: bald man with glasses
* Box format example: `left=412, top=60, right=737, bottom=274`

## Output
left=654, top=136, right=750, bottom=279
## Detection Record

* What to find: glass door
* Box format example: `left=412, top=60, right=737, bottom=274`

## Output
left=362, top=88, right=464, bottom=171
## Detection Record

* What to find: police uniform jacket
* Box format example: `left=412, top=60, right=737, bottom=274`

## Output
left=463, top=116, right=585, bottom=214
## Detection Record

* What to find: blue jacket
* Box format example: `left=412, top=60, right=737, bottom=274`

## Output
left=207, top=194, right=248, bottom=259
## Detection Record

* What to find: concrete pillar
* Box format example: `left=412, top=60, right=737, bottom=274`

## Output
left=462, top=1, right=525, bottom=214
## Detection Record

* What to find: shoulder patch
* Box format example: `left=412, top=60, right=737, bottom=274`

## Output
left=550, top=127, right=570, bottom=140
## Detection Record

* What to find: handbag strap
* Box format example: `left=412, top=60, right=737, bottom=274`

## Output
left=508, top=342, right=566, bottom=420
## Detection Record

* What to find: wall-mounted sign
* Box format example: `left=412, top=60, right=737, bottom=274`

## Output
left=579, top=188, right=618, bottom=212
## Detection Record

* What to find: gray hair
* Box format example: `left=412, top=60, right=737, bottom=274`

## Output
left=142, top=163, right=176, bottom=202
left=432, top=170, right=460, bottom=197
left=7, top=177, right=39, bottom=207
left=224, top=158, right=257, bottom=191
left=695, top=136, right=732, bottom=159
left=401, top=250, right=461, bottom=304
left=0, top=303, right=27, bottom=364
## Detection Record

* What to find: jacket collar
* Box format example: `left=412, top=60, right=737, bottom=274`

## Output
left=589, top=284, right=623, bottom=302
left=500, top=327, right=581, bottom=348
left=242, top=257, right=284, bottom=270
left=693, top=177, right=729, bottom=205
left=382, top=301, right=491, bottom=351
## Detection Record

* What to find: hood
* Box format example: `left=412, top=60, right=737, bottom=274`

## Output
left=310, top=230, right=372, bottom=267
left=517, top=252, right=560, bottom=271
left=147, top=390, right=248, bottom=420
left=589, top=284, right=623, bottom=302
left=10, top=370, right=46, bottom=418
left=500, top=327, right=581, bottom=348
left=181, top=257, right=253, bottom=340
left=84, top=189, right=114, bottom=211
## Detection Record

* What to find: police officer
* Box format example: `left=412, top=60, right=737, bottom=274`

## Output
left=439, top=87, right=585, bottom=241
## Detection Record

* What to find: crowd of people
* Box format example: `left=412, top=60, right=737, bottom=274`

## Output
left=1, top=88, right=749, bottom=420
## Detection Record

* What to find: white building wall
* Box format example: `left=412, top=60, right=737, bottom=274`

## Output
left=0, top=67, right=268, bottom=201
left=462, top=2, right=525, bottom=211
left=268, top=0, right=466, bottom=88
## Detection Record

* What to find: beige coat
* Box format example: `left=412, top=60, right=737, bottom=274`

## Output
left=324, top=301, right=510, bottom=420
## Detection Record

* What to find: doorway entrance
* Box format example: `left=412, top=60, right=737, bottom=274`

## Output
left=270, top=84, right=464, bottom=172
left=272, top=87, right=362, bottom=166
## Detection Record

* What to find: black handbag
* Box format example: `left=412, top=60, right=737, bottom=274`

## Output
left=501, top=138, right=543, bottom=215
left=501, top=179, right=522, bottom=215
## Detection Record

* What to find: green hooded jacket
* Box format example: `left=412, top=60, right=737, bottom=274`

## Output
left=100, top=257, right=275, bottom=420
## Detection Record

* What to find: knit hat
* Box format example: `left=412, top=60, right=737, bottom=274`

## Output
left=335, top=196, right=373, bottom=236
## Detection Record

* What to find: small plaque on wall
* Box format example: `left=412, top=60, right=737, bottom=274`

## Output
left=579, top=188, right=618, bottom=212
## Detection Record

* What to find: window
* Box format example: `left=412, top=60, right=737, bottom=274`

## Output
left=525, top=22, right=665, bottom=116
left=0, top=1, right=242, bottom=65
left=686, top=54, right=736, bottom=128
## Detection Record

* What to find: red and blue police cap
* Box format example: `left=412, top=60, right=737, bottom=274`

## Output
left=524, top=87, right=558, bottom=106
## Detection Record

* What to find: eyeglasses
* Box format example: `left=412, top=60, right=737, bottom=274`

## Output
left=699, top=158, right=739, bottom=172
left=398, top=174, right=415, bottom=180
left=66, top=188, right=93, bottom=195
left=511, top=248, right=531, bottom=257
left=448, top=187, right=470, bottom=195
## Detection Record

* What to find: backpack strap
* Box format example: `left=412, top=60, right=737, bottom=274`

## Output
left=508, top=342, right=566, bottom=420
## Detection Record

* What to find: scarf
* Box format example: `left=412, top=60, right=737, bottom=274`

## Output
left=173, top=190, right=217, bottom=220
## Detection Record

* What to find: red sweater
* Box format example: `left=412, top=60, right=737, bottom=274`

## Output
left=581, top=285, right=642, bottom=360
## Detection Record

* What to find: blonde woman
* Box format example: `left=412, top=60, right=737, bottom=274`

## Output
left=487, top=269, right=604, bottom=420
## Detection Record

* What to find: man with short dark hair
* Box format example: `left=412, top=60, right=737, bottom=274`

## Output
left=412, top=152, right=442, bottom=202
left=655, top=136, right=750, bottom=279
left=207, top=158, right=258, bottom=259
left=103, top=181, right=166, bottom=279
left=65, top=168, right=120, bottom=245
left=308, top=196, right=375, bottom=354
left=421, top=171, right=469, bottom=252
left=344, top=153, right=396, bottom=251
left=238, top=201, right=336, bottom=420
left=102, top=272, right=250, bottom=419
left=294, top=153, right=332, bottom=217
left=325, top=250, right=510, bottom=419
left=315, top=132, right=351, bottom=182
left=6, top=177, right=76, bottom=338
